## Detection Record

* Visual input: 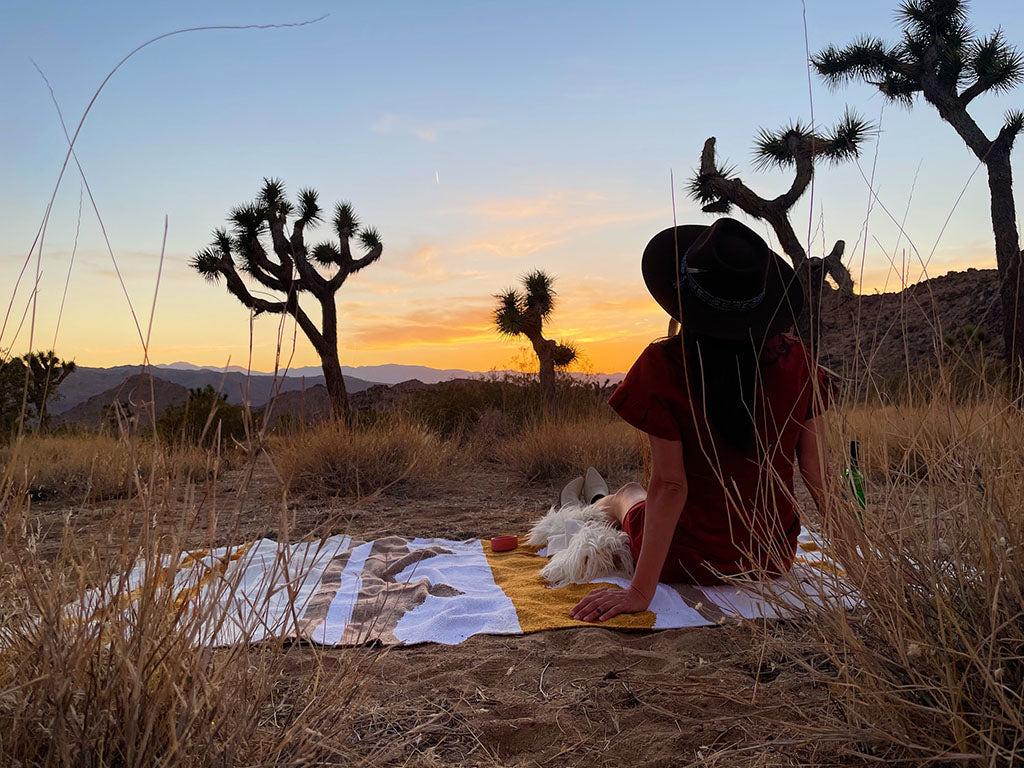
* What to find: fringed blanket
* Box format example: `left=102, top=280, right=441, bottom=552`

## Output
left=77, top=530, right=850, bottom=647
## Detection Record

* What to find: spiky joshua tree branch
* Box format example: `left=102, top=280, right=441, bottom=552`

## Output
left=689, top=110, right=872, bottom=298
left=192, top=178, right=383, bottom=416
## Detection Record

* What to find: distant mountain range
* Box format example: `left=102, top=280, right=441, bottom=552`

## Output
left=51, top=362, right=627, bottom=418
left=48, top=365, right=377, bottom=415
left=44, top=266, right=1004, bottom=426
left=152, top=362, right=625, bottom=387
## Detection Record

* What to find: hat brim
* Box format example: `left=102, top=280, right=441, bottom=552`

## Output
left=641, top=224, right=804, bottom=341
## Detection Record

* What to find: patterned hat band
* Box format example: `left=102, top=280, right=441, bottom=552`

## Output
left=677, top=249, right=766, bottom=313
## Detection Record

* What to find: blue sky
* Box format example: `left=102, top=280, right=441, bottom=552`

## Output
left=2, top=0, right=1022, bottom=372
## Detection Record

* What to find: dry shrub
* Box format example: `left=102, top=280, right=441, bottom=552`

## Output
left=272, top=416, right=460, bottom=497
left=494, top=415, right=642, bottom=481
left=836, top=400, right=1020, bottom=486
left=0, top=459, right=371, bottom=766
left=398, top=373, right=612, bottom=438
left=762, top=389, right=1024, bottom=765
left=1, top=434, right=209, bottom=500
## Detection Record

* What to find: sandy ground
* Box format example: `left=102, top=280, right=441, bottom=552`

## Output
left=27, top=461, right=859, bottom=767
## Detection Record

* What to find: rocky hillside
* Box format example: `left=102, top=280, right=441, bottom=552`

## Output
left=263, top=379, right=434, bottom=427
left=816, top=267, right=1002, bottom=379
left=54, top=374, right=190, bottom=428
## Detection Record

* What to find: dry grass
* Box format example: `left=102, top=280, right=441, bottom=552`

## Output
left=836, top=400, right=1021, bottom=485
left=0, top=433, right=210, bottom=501
left=494, top=414, right=643, bottom=481
left=757, top=381, right=1024, bottom=764
left=2, top=361, right=1022, bottom=765
left=271, top=416, right=462, bottom=498
left=0, top=440, right=377, bottom=767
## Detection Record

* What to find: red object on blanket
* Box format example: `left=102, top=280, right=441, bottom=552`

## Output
left=490, top=535, right=518, bottom=552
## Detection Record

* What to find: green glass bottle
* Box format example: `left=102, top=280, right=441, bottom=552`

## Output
left=845, top=440, right=866, bottom=525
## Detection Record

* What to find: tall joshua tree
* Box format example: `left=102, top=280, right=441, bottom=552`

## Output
left=813, top=0, right=1024, bottom=394
left=689, top=111, right=872, bottom=308
left=494, top=270, right=577, bottom=409
left=192, top=179, right=383, bottom=417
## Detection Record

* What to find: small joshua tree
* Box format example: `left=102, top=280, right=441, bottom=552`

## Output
left=494, top=270, right=577, bottom=409
left=20, top=351, right=76, bottom=432
left=690, top=112, right=871, bottom=300
left=0, top=354, right=25, bottom=436
left=192, top=179, right=383, bottom=417
left=813, top=0, right=1024, bottom=395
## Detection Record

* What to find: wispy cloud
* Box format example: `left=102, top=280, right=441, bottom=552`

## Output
left=455, top=233, right=569, bottom=260
left=347, top=301, right=494, bottom=349
left=451, top=189, right=665, bottom=260
left=394, top=245, right=446, bottom=280
left=464, top=190, right=608, bottom=222
left=371, top=114, right=491, bottom=143
left=354, top=243, right=462, bottom=291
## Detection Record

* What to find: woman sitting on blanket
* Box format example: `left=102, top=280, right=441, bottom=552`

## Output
left=570, top=218, right=859, bottom=623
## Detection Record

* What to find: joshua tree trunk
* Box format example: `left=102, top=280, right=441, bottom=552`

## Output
left=320, top=355, right=348, bottom=419
left=986, top=149, right=1024, bottom=396
left=923, top=82, right=1024, bottom=398
left=318, top=297, right=349, bottom=419
left=763, top=209, right=809, bottom=276
left=528, top=334, right=557, bottom=411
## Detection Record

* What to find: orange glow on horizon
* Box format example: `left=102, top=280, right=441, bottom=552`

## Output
left=58, top=253, right=998, bottom=376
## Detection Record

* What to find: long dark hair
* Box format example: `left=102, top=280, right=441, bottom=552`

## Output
left=682, top=333, right=761, bottom=452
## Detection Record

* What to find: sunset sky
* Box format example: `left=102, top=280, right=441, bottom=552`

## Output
left=2, top=0, right=1022, bottom=375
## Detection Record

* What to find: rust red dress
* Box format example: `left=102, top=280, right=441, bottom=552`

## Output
left=608, top=334, right=830, bottom=585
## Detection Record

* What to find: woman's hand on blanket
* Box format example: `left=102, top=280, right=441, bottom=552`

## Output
left=570, top=585, right=651, bottom=622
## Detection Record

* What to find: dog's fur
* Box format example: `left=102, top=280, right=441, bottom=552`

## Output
left=540, top=521, right=634, bottom=586
left=527, top=500, right=611, bottom=548
left=530, top=501, right=635, bottom=585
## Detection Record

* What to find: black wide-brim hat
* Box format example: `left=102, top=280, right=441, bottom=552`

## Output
left=641, top=218, right=803, bottom=341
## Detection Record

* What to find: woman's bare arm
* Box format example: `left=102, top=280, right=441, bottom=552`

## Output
left=571, top=435, right=686, bottom=621
left=630, top=436, right=688, bottom=601
left=797, top=415, right=861, bottom=573
left=797, top=415, right=829, bottom=512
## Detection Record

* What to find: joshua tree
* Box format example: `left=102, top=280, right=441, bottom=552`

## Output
left=0, top=355, right=24, bottom=436
left=192, top=179, right=383, bottom=417
left=19, top=351, right=76, bottom=431
left=689, top=111, right=872, bottom=337
left=813, top=0, right=1024, bottom=394
left=494, top=270, right=578, bottom=409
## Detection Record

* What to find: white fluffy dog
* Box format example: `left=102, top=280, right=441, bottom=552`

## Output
left=529, top=501, right=635, bottom=586
left=527, top=500, right=609, bottom=548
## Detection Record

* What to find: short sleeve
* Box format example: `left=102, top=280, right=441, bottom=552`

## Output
left=608, top=344, right=681, bottom=440
left=805, top=363, right=833, bottom=420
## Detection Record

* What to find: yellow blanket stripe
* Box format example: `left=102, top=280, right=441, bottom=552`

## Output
left=483, top=537, right=656, bottom=632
